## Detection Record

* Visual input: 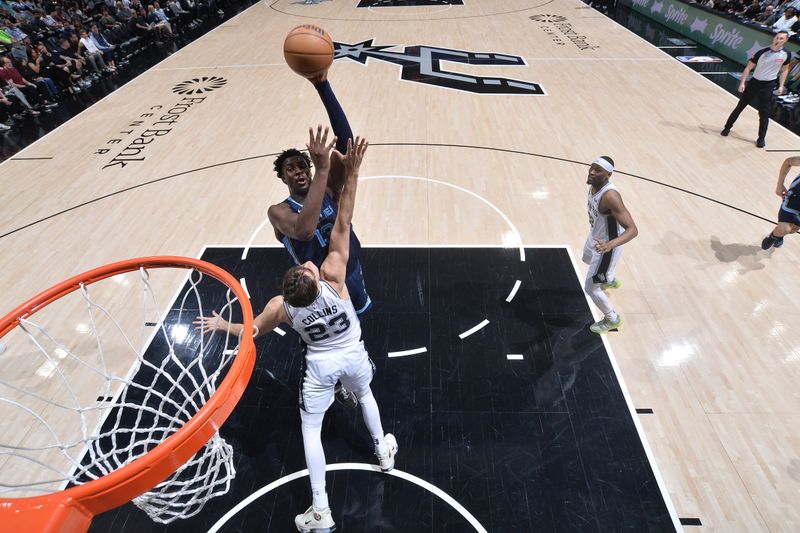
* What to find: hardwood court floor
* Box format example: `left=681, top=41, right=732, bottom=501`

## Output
left=1, top=0, right=800, bottom=531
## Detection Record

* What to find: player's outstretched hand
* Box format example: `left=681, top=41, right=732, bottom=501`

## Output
left=333, top=136, right=369, bottom=177
left=194, top=310, right=228, bottom=334
left=306, top=125, right=337, bottom=171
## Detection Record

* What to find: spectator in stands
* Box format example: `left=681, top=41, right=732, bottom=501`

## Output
left=50, top=6, right=69, bottom=25
left=168, top=0, right=190, bottom=20
left=15, top=55, right=59, bottom=98
left=0, top=91, right=24, bottom=130
left=78, top=28, right=113, bottom=73
left=57, top=37, right=86, bottom=77
left=180, top=0, right=201, bottom=25
left=9, top=37, right=28, bottom=63
left=167, top=0, right=193, bottom=30
left=45, top=42, right=86, bottom=90
left=114, top=0, right=132, bottom=21
left=40, top=10, right=59, bottom=27
left=28, top=45, right=78, bottom=93
left=132, top=6, right=155, bottom=38
left=2, top=19, right=27, bottom=41
left=737, top=0, right=762, bottom=19
left=772, top=6, right=798, bottom=32
left=755, top=4, right=777, bottom=24
left=88, top=24, right=117, bottom=70
left=147, top=4, right=172, bottom=39
left=0, top=55, right=49, bottom=112
left=99, top=6, right=119, bottom=28
left=152, top=1, right=170, bottom=23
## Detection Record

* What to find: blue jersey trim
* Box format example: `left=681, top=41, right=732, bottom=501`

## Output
left=282, top=235, right=301, bottom=265
left=355, top=296, right=373, bottom=315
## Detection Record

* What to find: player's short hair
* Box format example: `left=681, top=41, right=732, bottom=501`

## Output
left=777, top=30, right=790, bottom=37
left=273, top=149, right=312, bottom=179
left=599, top=155, right=615, bottom=168
left=282, top=265, right=318, bottom=307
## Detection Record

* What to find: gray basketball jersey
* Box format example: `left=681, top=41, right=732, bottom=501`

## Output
left=587, top=182, right=622, bottom=243
left=284, top=281, right=362, bottom=355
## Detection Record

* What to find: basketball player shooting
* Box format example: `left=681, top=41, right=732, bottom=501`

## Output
left=195, top=132, right=397, bottom=533
left=275, top=30, right=371, bottom=411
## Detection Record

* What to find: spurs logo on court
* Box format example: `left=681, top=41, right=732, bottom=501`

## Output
left=528, top=14, right=567, bottom=23
left=333, top=40, right=545, bottom=95
left=172, top=76, right=228, bottom=95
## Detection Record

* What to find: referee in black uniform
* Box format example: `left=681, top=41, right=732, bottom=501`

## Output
left=721, top=31, right=794, bottom=148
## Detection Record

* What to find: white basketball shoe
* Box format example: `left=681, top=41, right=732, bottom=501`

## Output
left=294, top=506, right=335, bottom=532
left=377, top=433, right=398, bottom=472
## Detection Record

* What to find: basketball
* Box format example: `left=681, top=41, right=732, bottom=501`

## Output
left=283, top=25, right=334, bottom=79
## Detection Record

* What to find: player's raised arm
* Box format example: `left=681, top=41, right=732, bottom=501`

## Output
left=194, top=295, right=288, bottom=339
left=267, top=126, right=337, bottom=241
left=310, top=73, right=353, bottom=200
left=320, top=136, right=368, bottom=283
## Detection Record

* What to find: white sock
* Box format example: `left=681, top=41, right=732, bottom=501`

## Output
left=311, top=482, right=329, bottom=511
left=300, top=410, right=329, bottom=511
left=373, top=434, right=387, bottom=456
left=358, top=389, right=387, bottom=455
left=585, top=278, right=614, bottom=317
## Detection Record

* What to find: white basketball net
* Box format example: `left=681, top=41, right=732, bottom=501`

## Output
left=0, top=265, right=246, bottom=523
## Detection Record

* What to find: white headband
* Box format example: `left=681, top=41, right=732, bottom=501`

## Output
left=593, top=158, right=614, bottom=173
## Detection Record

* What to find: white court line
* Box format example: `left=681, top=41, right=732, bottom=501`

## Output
left=563, top=246, right=682, bottom=531
left=522, top=57, right=671, bottom=61
left=505, top=280, right=521, bottom=302
left=153, top=62, right=283, bottom=71
left=241, top=217, right=272, bottom=260
left=700, top=72, right=739, bottom=75
left=238, top=277, right=250, bottom=299
left=367, top=3, right=451, bottom=15
left=610, top=11, right=784, bottom=526
left=506, top=354, right=523, bottom=360
left=206, top=463, right=488, bottom=533
left=213, top=244, right=570, bottom=249
left=241, top=175, right=526, bottom=262
left=458, top=319, right=489, bottom=339
left=388, top=347, right=427, bottom=358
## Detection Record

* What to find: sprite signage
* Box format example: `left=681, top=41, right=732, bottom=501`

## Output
left=622, top=0, right=800, bottom=65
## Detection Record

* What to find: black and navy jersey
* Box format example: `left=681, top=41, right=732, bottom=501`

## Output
left=779, top=173, right=800, bottom=224
left=281, top=193, right=372, bottom=314
left=281, top=193, right=362, bottom=275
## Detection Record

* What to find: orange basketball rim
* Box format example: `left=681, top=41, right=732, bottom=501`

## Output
left=0, top=256, right=256, bottom=533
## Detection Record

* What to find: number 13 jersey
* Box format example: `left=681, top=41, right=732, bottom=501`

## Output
left=284, top=280, right=362, bottom=356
